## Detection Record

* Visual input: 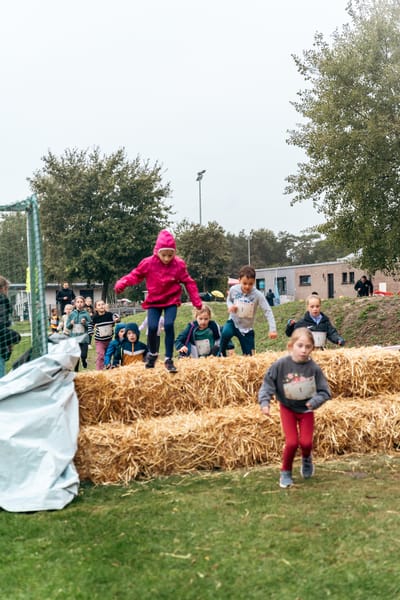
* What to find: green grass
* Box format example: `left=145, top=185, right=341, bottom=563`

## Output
left=4, top=302, right=400, bottom=597
left=1, top=455, right=400, bottom=599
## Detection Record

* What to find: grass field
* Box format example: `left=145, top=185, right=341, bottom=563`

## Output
left=4, top=297, right=400, bottom=598
left=1, top=455, right=399, bottom=599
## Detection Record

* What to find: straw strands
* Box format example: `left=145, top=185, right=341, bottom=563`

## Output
left=73, top=348, right=400, bottom=483
left=74, top=398, right=400, bottom=484
left=75, top=348, right=400, bottom=425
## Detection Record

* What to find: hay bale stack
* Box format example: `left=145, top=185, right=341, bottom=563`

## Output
left=75, top=352, right=285, bottom=425
left=75, top=348, right=400, bottom=426
left=75, top=396, right=400, bottom=484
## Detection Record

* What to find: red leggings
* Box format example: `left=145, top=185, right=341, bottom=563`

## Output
left=279, top=404, right=314, bottom=472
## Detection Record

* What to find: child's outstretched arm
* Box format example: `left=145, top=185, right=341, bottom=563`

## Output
left=114, top=261, right=147, bottom=294
left=258, top=293, right=277, bottom=338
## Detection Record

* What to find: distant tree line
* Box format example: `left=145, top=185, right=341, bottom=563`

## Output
left=0, top=147, right=349, bottom=299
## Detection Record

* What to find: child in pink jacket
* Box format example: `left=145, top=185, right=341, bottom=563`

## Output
left=114, top=229, right=202, bottom=372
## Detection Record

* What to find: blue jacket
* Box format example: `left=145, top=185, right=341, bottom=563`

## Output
left=104, top=322, right=128, bottom=368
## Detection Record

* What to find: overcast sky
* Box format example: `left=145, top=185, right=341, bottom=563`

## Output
left=0, top=0, right=350, bottom=235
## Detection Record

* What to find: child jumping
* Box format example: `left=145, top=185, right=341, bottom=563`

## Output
left=285, top=294, right=345, bottom=348
left=258, top=327, right=331, bottom=488
left=114, top=229, right=202, bottom=372
left=219, top=265, right=277, bottom=356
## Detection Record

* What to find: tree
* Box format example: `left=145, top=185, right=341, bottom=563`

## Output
left=0, top=213, right=27, bottom=283
left=286, top=0, right=400, bottom=274
left=174, top=221, right=231, bottom=293
left=30, top=147, right=172, bottom=299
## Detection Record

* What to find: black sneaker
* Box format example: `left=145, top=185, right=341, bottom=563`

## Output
left=82, top=359, right=88, bottom=369
left=145, top=353, right=158, bottom=369
left=165, top=358, right=177, bottom=373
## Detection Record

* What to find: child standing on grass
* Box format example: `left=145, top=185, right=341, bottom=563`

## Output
left=120, top=323, right=148, bottom=366
left=219, top=265, right=277, bottom=356
left=285, top=294, right=345, bottom=348
left=91, top=299, right=118, bottom=370
left=57, top=303, right=73, bottom=335
left=66, top=295, right=92, bottom=371
left=49, top=308, right=59, bottom=335
left=258, top=327, right=331, bottom=488
left=0, top=276, right=21, bottom=378
left=114, top=229, right=202, bottom=373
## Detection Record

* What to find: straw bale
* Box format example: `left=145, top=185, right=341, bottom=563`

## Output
left=75, top=348, right=400, bottom=426
left=310, top=347, right=400, bottom=398
left=315, top=395, right=400, bottom=455
left=75, top=353, right=285, bottom=426
left=74, top=396, right=400, bottom=484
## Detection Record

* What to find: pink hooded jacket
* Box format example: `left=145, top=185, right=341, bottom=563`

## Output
left=114, top=230, right=202, bottom=310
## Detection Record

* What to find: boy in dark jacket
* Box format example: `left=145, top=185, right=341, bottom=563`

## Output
left=120, top=323, right=148, bottom=366
left=285, top=294, right=345, bottom=348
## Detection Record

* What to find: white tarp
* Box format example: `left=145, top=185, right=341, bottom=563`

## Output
left=0, top=337, right=81, bottom=512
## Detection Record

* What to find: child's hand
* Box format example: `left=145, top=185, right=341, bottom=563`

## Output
left=305, top=401, right=314, bottom=410
left=228, top=305, right=238, bottom=313
left=81, top=318, right=86, bottom=324
left=261, top=405, right=270, bottom=416
left=180, top=346, right=188, bottom=354
left=269, top=331, right=278, bottom=339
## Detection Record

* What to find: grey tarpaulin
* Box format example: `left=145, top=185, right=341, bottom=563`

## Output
left=0, top=336, right=81, bottom=512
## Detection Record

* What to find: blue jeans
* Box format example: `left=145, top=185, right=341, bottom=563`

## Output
left=147, top=305, right=177, bottom=359
left=0, top=356, right=5, bottom=378
left=219, top=320, right=255, bottom=356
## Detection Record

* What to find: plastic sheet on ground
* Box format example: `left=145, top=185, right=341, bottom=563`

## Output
left=0, top=337, right=81, bottom=512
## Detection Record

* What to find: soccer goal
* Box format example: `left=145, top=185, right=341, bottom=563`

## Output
left=0, top=195, right=48, bottom=368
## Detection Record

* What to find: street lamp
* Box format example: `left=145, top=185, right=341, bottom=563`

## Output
left=196, top=170, right=206, bottom=225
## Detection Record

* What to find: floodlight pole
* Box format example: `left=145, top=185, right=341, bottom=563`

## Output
left=196, top=170, right=206, bottom=225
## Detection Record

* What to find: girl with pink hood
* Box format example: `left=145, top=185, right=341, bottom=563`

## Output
left=114, top=230, right=202, bottom=372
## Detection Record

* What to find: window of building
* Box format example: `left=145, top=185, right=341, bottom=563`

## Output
left=275, top=277, right=287, bottom=295
left=342, top=272, right=355, bottom=284
left=299, top=275, right=311, bottom=286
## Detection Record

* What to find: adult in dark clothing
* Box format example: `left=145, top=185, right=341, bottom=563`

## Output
left=56, top=282, right=76, bottom=314
left=266, top=289, right=275, bottom=307
left=354, top=276, right=373, bottom=297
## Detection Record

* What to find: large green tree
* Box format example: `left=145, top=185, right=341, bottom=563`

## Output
left=286, top=0, right=400, bottom=274
left=0, top=213, right=27, bottom=283
left=30, top=147, right=171, bottom=299
left=174, top=221, right=231, bottom=293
